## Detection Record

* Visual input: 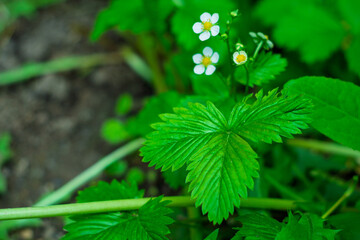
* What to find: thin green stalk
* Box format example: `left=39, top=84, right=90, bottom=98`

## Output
left=252, top=41, right=264, bottom=60
left=35, top=138, right=144, bottom=206
left=321, top=176, right=358, bottom=219
left=0, top=197, right=298, bottom=221
left=287, top=138, right=360, bottom=159
left=225, top=35, right=235, bottom=97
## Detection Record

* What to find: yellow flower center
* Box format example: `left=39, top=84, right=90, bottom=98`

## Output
left=264, top=35, right=269, bottom=40
left=236, top=54, right=246, bottom=63
left=203, top=21, right=212, bottom=31
left=202, top=56, right=212, bottom=67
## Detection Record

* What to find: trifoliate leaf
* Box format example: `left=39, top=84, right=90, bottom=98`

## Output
left=126, top=91, right=182, bottom=137
left=235, top=52, right=287, bottom=87
left=204, top=229, right=219, bottom=240
left=63, top=196, right=174, bottom=240
left=234, top=212, right=283, bottom=240
left=162, top=166, right=187, bottom=190
left=141, top=89, right=311, bottom=223
left=276, top=213, right=338, bottom=240
left=255, top=0, right=346, bottom=63
left=76, top=180, right=144, bottom=203
left=284, top=76, right=360, bottom=151
left=116, top=94, right=133, bottom=116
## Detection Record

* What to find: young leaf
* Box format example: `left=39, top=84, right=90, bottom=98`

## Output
left=284, top=76, right=360, bottom=151
left=276, top=213, right=338, bottom=240
left=63, top=196, right=174, bottom=240
left=234, top=212, right=283, bottom=239
left=141, top=89, right=311, bottom=223
left=235, top=52, right=287, bottom=87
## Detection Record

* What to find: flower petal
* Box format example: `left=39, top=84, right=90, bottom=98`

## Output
left=211, top=13, right=219, bottom=24
left=192, top=22, right=203, bottom=34
left=194, top=64, right=205, bottom=75
left=192, top=53, right=203, bottom=64
left=200, top=12, right=211, bottom=22
left=210, top=25, right=220, bottom=36
left=267, top=40, right=274, bottom=49
left=211, top=52, right=219, bottom=63
left=203, top=47, right=213, bottom=57
left=233, top=52, right=239, bottom=62
left=205, top=65, right=216, bottom=75
left=199, top=31, right=211, bottom=41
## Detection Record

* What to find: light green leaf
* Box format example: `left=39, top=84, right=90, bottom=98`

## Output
left=141, top=89, right=311, bottom=223
left=235, top=52, right=287, bottom=87
left=255, top=0, right=346, bottom=63
left=101, top=119, right=130, bottom=144
left=234, top=212, right=283, bottom=240
left=63, top=196, right=174, bottom=240
left=204, top=229, right=219, bottom=240
left=116, top=94, right=133, bottom=116
left=284, top=76, right=360, bottom=151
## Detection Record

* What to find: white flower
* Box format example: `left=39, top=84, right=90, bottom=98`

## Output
left=192, top=12, right=220, bottom=41
left=233, top=51, right=247, bottom=65
left=193, top=47, right=219, bottom=75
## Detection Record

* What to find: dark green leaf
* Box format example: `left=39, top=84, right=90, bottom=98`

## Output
left=284, top=76, right=360, bottom=151
left=328, top=213, right=360, bottom=240
left=204, top=229, right=219, bottom=240
left=162, top=166, right=187, bottom=190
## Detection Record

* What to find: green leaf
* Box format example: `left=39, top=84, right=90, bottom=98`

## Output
left=190, top=73, right=229, bottom=98
left=76, top=180, right=144, bottom=203
left=91, top=0, right=174, bottom=40
left=101, top=119, right=130, bottom=144
left=63, top=196, right=174, bottom=240
left=255, top=0, right=346, bottom=63
left=284, top=76, right=360, bottom=151
left=235, top=52, right=287, bottom=87
left=116, top=94, right=133, bottom=116
left=328, top=213, right=360, bottom=240
left=204, top=229, right=219, bottom=240
left=141, top=89, right=311, bottom=223
left=276, top=213, right=338, bottom=240
left=234, top=212, right=282, bottom=240
left=126, top=91, right=182, bottom=137
left=338, top=0, right=360, bottom=34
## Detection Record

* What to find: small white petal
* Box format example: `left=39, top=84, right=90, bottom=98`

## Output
left=210, top=25, right=220, bottom=36
left=200, top=12, right=211, bottom=22
left=192, top=22, right=203, bottom=34
left=267, top=40, right=274, bottom=49
left=211, top=52, right=219, bottom=63
left=258, top=32, right=267, bottom=40
left=194, top=64, right=205, bottom=75
left=192, top=53, right=203, bottom=64
left=203, top=47, right=213, bottom=57
left=205, top=65, right=216, bottom=75
left=211, top=13, right=219, bottom=24
left=199, top=31, right=211, bottom=41
left=249, top=32, right=257, bottom=38
left=233, top=52, right=240, bottom=61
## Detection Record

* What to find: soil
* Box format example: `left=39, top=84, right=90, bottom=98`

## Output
left=0, top=0, right=150, bottom=239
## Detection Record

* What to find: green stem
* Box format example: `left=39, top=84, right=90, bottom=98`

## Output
left=225, top=35, right=235, bottom=97
left=287, top=138, right=360, bottom=158
left=252, top=41, right=264, bottom=60
left=0, top=197, right=297, bottom=221
left=321, top=176, right=358, bottom=219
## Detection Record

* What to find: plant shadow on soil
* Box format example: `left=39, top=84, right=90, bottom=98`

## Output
left=0, top=0, right=152, bottom=239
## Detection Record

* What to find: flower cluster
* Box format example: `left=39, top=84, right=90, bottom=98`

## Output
left=249, top=32, right=274, bottom=50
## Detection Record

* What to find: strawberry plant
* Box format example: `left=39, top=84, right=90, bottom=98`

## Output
left=0, top=0, right=359, bottom=239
